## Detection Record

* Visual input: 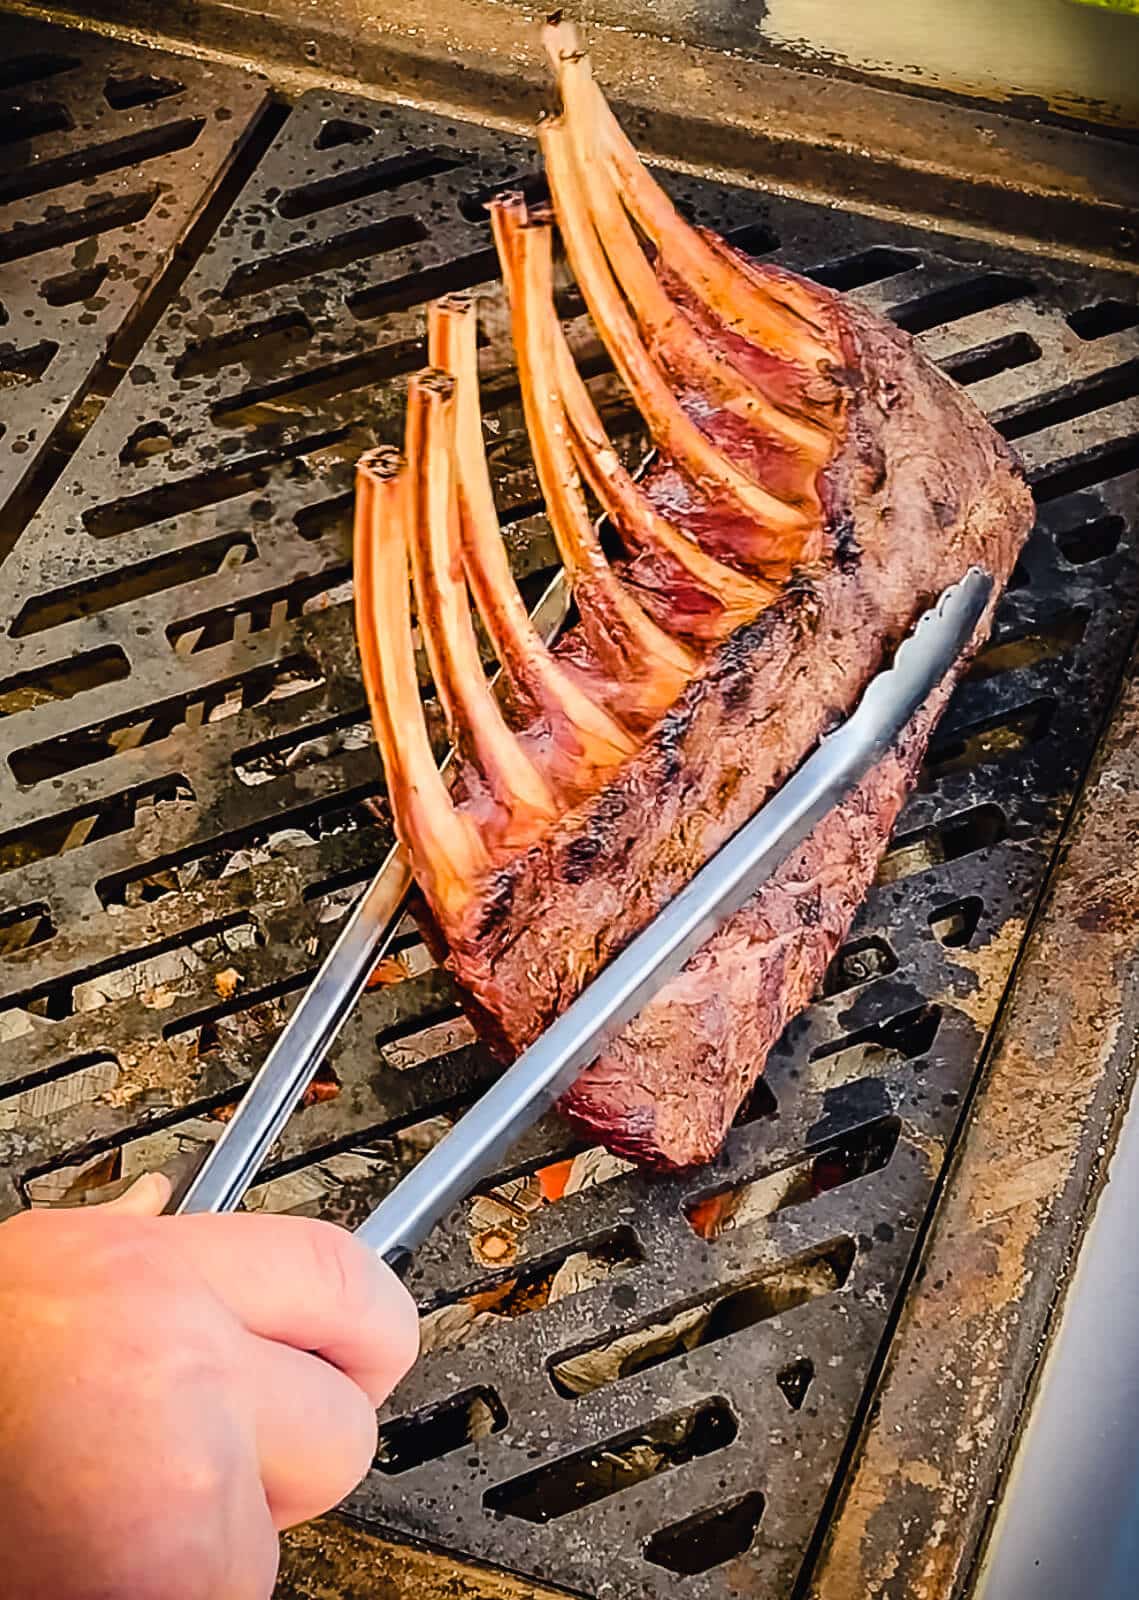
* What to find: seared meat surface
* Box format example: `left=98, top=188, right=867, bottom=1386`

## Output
left=355, top=22, right=1034, bottom=1168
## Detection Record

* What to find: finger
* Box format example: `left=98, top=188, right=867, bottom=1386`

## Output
left=101, top=1171, right=172, bottom=1216
left=167, top=1213, right=419, bottom=1404
left=244, top=1335, right=378, bottom=1530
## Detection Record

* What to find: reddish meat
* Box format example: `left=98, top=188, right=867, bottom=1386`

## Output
left=353, top=24, right=1033, bottom=1169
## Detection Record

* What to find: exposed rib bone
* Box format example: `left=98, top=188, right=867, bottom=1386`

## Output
left=542, top=19, right=836, bottom=374
left=354, top=447, right=485, bottom=921
left=427, top=295, right=636, bottom=793
left=494, top=197, right=771, bottom=637
left=493, top=203, right=696, bottom=713
left=540, top=116, right=814, bottom=570
left=549, top=314, right=778, bottom=639
left=488, top=196, right=776, bottom=634
left=403, top=370, right=559, bottom=845
left=553, top=53, right=831, bottom=464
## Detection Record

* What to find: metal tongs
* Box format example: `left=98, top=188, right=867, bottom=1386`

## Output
left=171, top=569, right=991, bottom=1268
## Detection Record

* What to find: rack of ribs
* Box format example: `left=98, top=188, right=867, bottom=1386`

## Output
left=353, top=19, right=1034, bottom=1169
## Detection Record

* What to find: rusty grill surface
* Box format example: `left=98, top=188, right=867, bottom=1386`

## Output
left=1, top=17, right=1138, bottom=1598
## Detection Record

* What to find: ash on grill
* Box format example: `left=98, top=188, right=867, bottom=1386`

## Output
left=0, top=17, right=1137, bottom=1599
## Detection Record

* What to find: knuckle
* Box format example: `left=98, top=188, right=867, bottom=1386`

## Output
left=306, top=1219, right=376, bottom=1318
left=156, top=1333, right=239, bottom=1396
left=81, top=1219, right=165, bottom=1288
left=164, top=1453, right=233, bottom=1513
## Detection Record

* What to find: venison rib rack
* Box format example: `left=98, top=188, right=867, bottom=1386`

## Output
left=354, top=19, right=1034, bottom=1170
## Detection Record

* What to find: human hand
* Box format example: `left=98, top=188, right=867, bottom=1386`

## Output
left=0, top=1173, right=419, bottom=1600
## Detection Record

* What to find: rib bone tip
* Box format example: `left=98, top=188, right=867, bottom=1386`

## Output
left=412, top=367, right=457, bottom=402
left=358, top=445, right=405, bottom=482
left=436, top=292, right=476, bottom=317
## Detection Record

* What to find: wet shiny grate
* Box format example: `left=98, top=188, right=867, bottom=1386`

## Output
left=0, top=18, right=268, bottom=562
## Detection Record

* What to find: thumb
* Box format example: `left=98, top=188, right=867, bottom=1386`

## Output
left=100, top=1171, right=172, bottom=1216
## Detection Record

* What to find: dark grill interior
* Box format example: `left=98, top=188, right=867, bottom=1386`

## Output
left=0, top=16, right=1137, bottom=1598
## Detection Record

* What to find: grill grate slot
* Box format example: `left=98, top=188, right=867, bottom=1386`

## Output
left=687, top=1131, right=898, bottom=1242
left=11, top=537, right=259, bottom=635
left=1068, top=301, right=1139, bottom=340
left=0, top=189, right=158, bottom=263
left=0, top=776, right=194, bottom=876
left=39, top=264, right=108, bottom=306
left=225, top=216, right=430, bottom=299
left=1030, top=433, right=1139, bottom=502
left=889, top=270, right=1035, bottom=333
left=644, top=1491, right=767, bottom=1574
left=0, top=914, right=260, bottom=1036
left=920, top=699, right=1056, bottom=787
left=775, top=1359, right=815, bottom=1411
left=0, top=117, right=206, bottom=207
left=548, top=1240, right=857, bottom=1399
left=0, top=647, right=129, bottom=719
left=941, top=331, right=1042, bottom=386
left=928, top=895, right=984, bottom=947
left=81, top=431, right=352, bottom=537
left=807, top=245, right=919, bottom=290
left=102, top=71, right=184, bottom=110
left=375, top=1387, right=508, bottom=1475
left=483, top=1400, right=738, bottom=1523
left=0, top=338, right=57, bottom=385
left=0, top=58, right=1136, bottom=1600
left=996, top=361, right=1139, bottom=442
left=7, top=655, right=325, bottom=784
left=822, top=935, right=898, bottom=995
left=0, top=53, right=80, bottom=90
left=0, top=900, right=55, bottom=955
left=278, top=150, right=466, bottom=218
left=878, top=805, right=1008, bottom=883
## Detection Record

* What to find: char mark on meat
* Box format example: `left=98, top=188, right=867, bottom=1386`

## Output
left=354, top=19, right=1034, bottom=1169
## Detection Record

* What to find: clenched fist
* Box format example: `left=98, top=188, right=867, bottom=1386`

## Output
left=0, top=1174, right=419, bottom=1599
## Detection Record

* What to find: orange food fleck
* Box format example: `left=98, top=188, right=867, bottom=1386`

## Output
left=367, top=955, right=410, bottom=988
left=466, top=1278, right=519, bottom=1315
left=301, top=1077, right=341, bottom=1107
left=213, top=967, right=243, bottom=1001
left=688, top=1193, right=732, bottom=1240
left=473, top=1227, right=518, bottom=1268
left=537, top=1158, right=575, bottom=1202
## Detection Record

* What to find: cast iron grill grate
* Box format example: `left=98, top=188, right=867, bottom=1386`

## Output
left=0, top=29, right=1137, bottom=1597
left=0, top=18, right=269, bottom=563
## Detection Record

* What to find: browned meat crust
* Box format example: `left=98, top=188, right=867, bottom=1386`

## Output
left=354, top=25, right=1034, bottom=1169
left=441, top=302, right=1030, bottom=1166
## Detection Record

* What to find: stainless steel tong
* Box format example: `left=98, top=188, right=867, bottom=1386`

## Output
left=171, top=568, right=992, bottom=1269
left=167, top=568, right=571, bottom=1220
